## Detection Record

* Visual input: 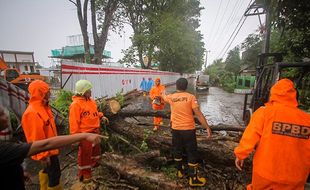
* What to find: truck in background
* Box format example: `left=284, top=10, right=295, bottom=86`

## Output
left=195, top=74, right=210, bottom=91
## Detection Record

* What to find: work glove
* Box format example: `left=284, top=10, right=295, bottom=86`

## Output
left=152, top=96, right=162, bottom=105
left=101, top=116, right=109, bottom=126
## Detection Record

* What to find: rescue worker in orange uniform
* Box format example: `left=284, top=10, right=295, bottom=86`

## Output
left=69, top=80, right=108, bottom=183
left=234, top=79, right=310, bottom=190
left=163, top=78, right=212, bottom=187
left=22, top=80, right=62, bottom=190
left=149, top=77, right=166, bottom=131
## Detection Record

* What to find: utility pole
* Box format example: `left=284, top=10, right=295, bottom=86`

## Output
left=244, top=0, right=271, bottom=53
left=262, top=0, right=271, bottom=54
left=204, top=50, right=210, bottom=71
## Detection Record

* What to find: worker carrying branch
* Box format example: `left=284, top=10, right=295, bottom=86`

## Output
left=163, top=78, right=212, bottom=187
left=234, top=79, right=310, bottom=190
left=149, top=77, right=166, bottom=131
left=69, top=79, right=109, bottom=183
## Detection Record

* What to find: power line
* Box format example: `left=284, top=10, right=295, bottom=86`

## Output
left=210, top=0, right=242, bottom=47
left=216, top=0, right=253, bottom=59
left=208, top=0, right=231, bottom=47
left=216, top=14, right=245, bottom=58
left=217, top=16, right=247, bottom=59
left=206, top=0, right=223, bottom=45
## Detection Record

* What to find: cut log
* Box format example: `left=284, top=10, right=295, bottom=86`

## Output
left=101, top=153, right=185, bottom=190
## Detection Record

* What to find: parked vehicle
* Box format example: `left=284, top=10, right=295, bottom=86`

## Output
left=195, top=75, right=210, bottom=91
left=0, top=57, right=46, bottom=91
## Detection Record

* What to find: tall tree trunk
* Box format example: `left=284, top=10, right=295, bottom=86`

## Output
left=146, top=45, right=154, bottom=69
left=91, top=0, right=118, bottom=64
left=71, top=0, right=91, bottom=63
left=138, top=45, right=145, bottom=69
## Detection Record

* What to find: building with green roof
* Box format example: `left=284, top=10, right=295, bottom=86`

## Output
left=51, top=45, right=111, bottom=63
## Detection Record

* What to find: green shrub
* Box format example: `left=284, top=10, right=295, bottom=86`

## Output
left=51, top=90, right=73, bottom=118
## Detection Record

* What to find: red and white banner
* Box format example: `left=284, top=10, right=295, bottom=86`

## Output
left=61, top=61, right=180, bottom=98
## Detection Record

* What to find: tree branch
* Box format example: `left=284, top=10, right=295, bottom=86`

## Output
left=68, top=0, right=77, bottom=6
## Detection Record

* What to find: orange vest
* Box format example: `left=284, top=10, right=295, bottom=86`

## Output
left=149, top=84, right=165, bottom=110
left=69, top=96, right=103, bottom=134
left=22, top=80, right=59, bottom=161
left=234, top=79, right=310, bottom=185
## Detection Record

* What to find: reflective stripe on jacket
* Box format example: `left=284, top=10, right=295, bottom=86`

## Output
left=69, top=96, right=103, bottom=134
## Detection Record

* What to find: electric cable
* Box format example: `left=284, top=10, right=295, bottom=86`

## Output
left=215, top=0, right=254, bottom=59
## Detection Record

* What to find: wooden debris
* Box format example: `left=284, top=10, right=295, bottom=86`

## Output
left=101, top=153, right=185, bottom=190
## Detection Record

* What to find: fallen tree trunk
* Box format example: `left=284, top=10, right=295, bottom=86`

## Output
left=109, top=120, right=239, bottom=167
left=131, top=150, right=160, bottom=162
left=118, top=110, right=170, bottom=118
left=131, top=150, right=167, bottom=167
left=101, top=153, right=185, bottom=190
left=137, top=122, right=245, bottom=132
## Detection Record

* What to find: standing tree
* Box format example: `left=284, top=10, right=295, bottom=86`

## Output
left=225, top=47, right=241, bottom=75
left=122, top=0, right=168, bottom=69
left=70, top=0, right=120, bottom=64
left=156, top=12, right=205, bottom=73
left=272, top=0, right=310, bottom=60
left=121, top=0, right=205, bottom=72
left=90, top=0, right=120, bottom=64
left=122, top=0, right=149, bottom=68
left=241, top=33, right=262, bottom=69
left=69, top=0, right=91, bottom=63
left=156, top=0, right=205, bottom=73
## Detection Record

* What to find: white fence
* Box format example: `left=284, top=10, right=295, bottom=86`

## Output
left=61, top=61, right=181, bottom=98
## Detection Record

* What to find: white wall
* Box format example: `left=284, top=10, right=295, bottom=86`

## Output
left=61, top=61, right=181, bottom=98
left=19, top=63, right=35, bottom=74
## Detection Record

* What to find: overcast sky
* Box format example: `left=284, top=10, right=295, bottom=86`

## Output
left=0, top=0, right=261, bottom=69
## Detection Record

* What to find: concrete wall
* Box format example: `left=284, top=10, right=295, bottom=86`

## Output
left=61, top=61, right=181, bottom=98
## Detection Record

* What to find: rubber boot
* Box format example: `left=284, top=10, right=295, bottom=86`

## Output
left=39, top=170, right=49, bottom=190
left=175, top=158, right=185, bottom=179
left=188, top=163, right=206, bottom=187
left=47, top=184, right=63, bottom=190
left=79, top=175, right=92, bottom=184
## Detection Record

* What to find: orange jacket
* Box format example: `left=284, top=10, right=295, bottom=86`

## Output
left=149, top=78, right=165, bottom=110
left=234, top=79, right=310, bottom=185
left=69, top=96, right=103, bottom=134
left=21, top=80, right=59, bottom=161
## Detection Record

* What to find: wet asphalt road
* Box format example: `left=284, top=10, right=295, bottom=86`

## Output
left=165, top=78, right=245, bottom=127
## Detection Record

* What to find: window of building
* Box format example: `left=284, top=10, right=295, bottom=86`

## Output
left=24, top=65, right=28, bottom=71
left=30, top=66, right=34, bottom=72
left=245, top=80, right=251, bottom=87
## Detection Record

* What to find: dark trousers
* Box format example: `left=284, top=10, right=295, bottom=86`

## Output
left=43, top=155, right=61, bottom=187
left=172, top=129, right=197, bottom=164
